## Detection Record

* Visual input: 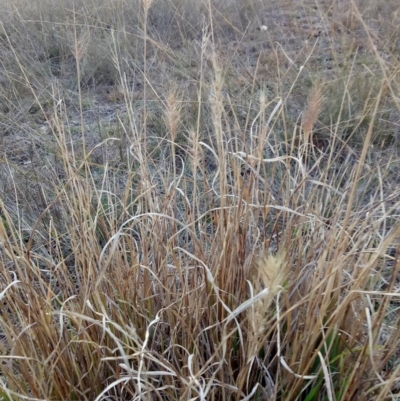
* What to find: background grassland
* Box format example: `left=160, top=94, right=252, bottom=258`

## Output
left=0, top=0, right=400, bottom=400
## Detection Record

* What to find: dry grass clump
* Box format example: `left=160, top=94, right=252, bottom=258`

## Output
left=0, top=0, right=400, bottom=400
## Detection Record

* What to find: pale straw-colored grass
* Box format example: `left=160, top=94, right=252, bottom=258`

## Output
left=0, top=0, right=400, bottom=400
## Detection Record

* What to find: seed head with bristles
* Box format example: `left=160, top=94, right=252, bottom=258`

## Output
left=302, top=85, right=324, bottom=144
left=247, top=251, right=287, bottom=357
left=165, top=88, right=181, bottom=143
left=142, top=0, right=154, bottom=13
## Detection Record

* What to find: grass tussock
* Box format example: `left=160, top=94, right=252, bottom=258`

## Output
left=0, top=0, right=400, bottom=400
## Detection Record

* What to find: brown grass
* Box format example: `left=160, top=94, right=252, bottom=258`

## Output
left=0, top=0, right=400, bottom=400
